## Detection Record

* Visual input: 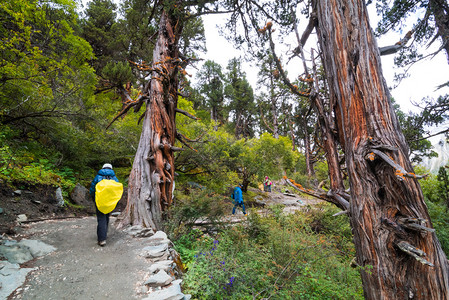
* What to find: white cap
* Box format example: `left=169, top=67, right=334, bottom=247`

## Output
left=102, top=163, right=113, bottom=169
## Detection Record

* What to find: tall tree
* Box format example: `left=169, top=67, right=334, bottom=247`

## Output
left=313, top=0, right=449, bottom=298
left=196, top=60, right=225, bottom=126
left=225, top=58, right=256, bottom=138
left=117, top=0, right=209, bottom=229
left=0, top=0, right=95, bottom=134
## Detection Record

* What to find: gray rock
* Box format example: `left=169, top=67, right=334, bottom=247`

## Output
left=16, top=214, right=27, bottom=223
left=142, top=243, right=169, bottom=258
left=148, top=260, right=174, bottom=274
left=0, top=244, right=33, bottom=264
left=144, top=270, right=173, bottom=287
left=17, top=239, right=56, bottom=257
left=13, top=190, right=22, bottom=195
left=146, top=231, right=170, bottom=246
left=143, top=279, right=184, bottom=300
left=56, top=187, right=64, bottom=207
left=0, top=207, right=3, bottom=214
left=70, top=183, right=92, bottom=208
left=0, top=261, right=35, bottom=300
left=0, top=239, right=56, bottom=264
left=124, top=225, right=155, bottom=238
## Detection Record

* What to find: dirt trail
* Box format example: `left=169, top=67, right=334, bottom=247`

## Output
left=7, top=186, right=322, bottom=299
left=10, top=217, right=151, bottom=300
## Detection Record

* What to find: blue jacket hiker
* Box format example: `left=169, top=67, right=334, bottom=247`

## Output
left=89, top=163, right=119, bottom=246
left=231, top=184, right=246, bottom=215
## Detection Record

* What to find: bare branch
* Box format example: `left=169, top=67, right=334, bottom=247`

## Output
left=368, top=149, right=428, bottom=180
left=398, top=217, right=435, bottom=233
left=284, top=177, right=350, bottom=211
left=379, top=30, right=414, bottom=55
left=175, top=108, right=199, bottom=120
left=396, top=241, right=434, bottom=267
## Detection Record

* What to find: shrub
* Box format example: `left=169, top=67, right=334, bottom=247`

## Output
left=179, top=204, right=363, bottom=299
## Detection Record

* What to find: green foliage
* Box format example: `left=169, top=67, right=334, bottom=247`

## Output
left=426, top=200, right=449, bottom=256
left=0, top=125, right=76, bottom=192
left=166, top=188, right=230, bottom=239
left=179, top=204, right=363, bottom=299
left=419, top=165, right=449, bottom=256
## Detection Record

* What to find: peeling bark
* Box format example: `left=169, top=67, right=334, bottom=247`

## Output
left=314, top=0, right=449, bottom=298
left=119, top=7, right=183, bottom=230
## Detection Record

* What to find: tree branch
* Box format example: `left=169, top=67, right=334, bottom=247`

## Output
left=368, top=149, right=428, bottom=180
left=175, top=108, right=199, bottom=120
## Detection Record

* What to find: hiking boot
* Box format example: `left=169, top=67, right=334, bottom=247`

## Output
left=98, top=240, right=106, bottom=247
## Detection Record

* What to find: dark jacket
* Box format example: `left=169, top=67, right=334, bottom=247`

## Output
left=232, top=186, right=243, bottom=203
left=89, top=168, right=119, bottom=198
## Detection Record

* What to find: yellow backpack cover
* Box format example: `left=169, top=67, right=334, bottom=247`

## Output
left=95, top=179, right=124, bottom=214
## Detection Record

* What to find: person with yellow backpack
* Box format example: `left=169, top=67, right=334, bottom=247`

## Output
left=89, top=163, right=123, bottom=246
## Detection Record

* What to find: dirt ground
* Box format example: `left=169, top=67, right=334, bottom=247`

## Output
left=0, top=184, right=89, bottom=234
left=9, top=216, right=152, bottom=300
left=1, top=181, right=321, bottom=299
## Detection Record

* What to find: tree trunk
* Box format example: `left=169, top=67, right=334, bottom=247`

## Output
left=119, top=8, right=182, bottom=230
left=314, top=0, right=449, bottom=298
left=429, top=0, right=449, bottom=63
left=302, top=117, right=315, bottom=179
left=270, top=76, right=279, bottom=139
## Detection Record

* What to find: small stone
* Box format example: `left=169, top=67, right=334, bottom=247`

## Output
left=142, top=243, right=168, bottom=258
left=16, top=214, right=27, bottom=223
left=0, top=207, right=3, bottom=214
left=144, top=270, right=173, bottom=287
left=31, top=200, right=41, bottom=205
left=55, top=187, right=64, bottom=207
left=13, top=190, right=22, bottom=195
left=142, top=279, right=184, bottom=300
left=148, top=260, right=173, bottom=274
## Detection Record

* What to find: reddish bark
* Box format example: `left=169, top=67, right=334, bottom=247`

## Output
left=314, top=0, right=449, bottom=298
left=119, top=7, right=183, bottom=230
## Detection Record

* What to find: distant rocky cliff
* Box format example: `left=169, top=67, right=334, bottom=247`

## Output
left=420, top=138, right=449, bottom=173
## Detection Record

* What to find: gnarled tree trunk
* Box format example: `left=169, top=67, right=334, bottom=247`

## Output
left=119, top=8, right=183, bottom=230
left=314, top=0, right=449, bottom=298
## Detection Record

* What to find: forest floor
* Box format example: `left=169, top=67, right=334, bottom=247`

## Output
left=1, top=183, right=320, bottom=299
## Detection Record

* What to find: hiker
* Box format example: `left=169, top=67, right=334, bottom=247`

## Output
left=264, top=176, right=272, bottom=192
left=231, top=184, right=246, bottom=215
left=89, top=163, right=119, bottom=246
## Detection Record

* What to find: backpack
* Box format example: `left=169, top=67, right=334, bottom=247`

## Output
left=95, top=179, right=123, bottom=214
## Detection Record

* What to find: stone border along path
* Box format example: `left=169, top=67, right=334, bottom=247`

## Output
left=2, top=216, right=191, bottom=300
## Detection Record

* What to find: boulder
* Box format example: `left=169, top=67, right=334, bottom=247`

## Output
left=70, top=184, right=94, bottom=210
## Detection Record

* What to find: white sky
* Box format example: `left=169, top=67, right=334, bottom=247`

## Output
left=193, top=6, right=449, bottom=119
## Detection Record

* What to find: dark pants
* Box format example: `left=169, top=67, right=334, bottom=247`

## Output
left=232, top=202, right=246, bottom=214
left=96, top=207, right=110, bottom=242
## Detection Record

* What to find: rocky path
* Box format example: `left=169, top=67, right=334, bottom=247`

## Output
left=4, top=217, right=189, bottom=300
left=1, top=185, right=322, bottom=299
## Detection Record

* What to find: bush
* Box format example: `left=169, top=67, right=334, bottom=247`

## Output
left=166, top=188, right=230, bottom=239
left=179, top=204, right=363, bottom=299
